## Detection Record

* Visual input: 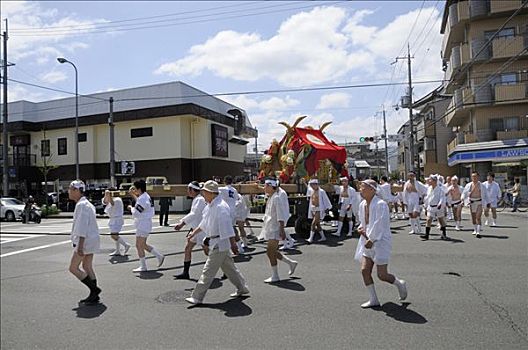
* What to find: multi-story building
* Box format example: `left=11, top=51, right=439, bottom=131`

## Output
left=441, top=0, right=528, bottom=186
left=413, top=86, right=455, bottom=176
left=396, top=121, right=412, bottom=179
left=340, top=142, right=387, bottom=179
left=0, top=81, right=257, bottom=198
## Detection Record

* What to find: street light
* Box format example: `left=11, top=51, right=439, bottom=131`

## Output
left=57, top=57, right=79, bottom=180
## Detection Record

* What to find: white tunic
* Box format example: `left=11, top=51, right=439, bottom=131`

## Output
left=198, top=196, right=235, bottom=252
left=306, top=187, right=332, bottom=219
left=354, top=196, right=392, bottom=265
left=447, top=185, right=464, bottom=205
left=219, top=185, right=240, bottom=222
left=424, top=185, right=446, bottom=209
left=131, top=192, right=155, bottom=235
left=181, top=195, right=207, bottom=229
left=462, top=182, right=489, bottom=206
left=337, top=185, right=359, bottom=216
left=234, top=194, right=251, bottom=221
left=71, top=197, right=100, bottom=254
left=103, top=197, right=124, bottom=233
left=379, top=183, right=394, bottom=203
left=483, top=181, right=502, bottom=207
left=259, top=190, right=290, bottom=241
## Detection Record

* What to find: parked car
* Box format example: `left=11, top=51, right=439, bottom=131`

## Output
left=0, top=197, right=25, bottom=221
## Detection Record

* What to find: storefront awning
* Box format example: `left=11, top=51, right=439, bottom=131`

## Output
left=354, top=160, right=371, bottom=168
left=493, top=162, right=522, bottom=167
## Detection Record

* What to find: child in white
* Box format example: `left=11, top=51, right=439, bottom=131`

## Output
left=128, top=180, right=164, bottom=272
left=354, top=180, right=407, bottom=308
left=103, top=190, right=131, bottom=256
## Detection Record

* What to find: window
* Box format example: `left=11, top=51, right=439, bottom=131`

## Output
left=485, top=28, right=515, bottom=40
left=211, top=124, right=228, bottom=157
left=500, top=73, right=517, bottom=85
left=41, top=140, right=50, bottom=157
left=58, top=138, right=67, bottom=155
left=504, top=117, right=519, bottom=131
left=131, top=127, right=153, bottom=138
left=78, top=133, right=87, bottom=142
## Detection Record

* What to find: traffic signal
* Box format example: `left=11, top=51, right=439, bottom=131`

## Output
left=360, top=136, right=375, bottom=142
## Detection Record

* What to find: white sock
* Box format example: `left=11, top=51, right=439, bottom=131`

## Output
left=117, top=237, right=127, bottom=247
left=348, top=221, right=353, bottom=234
left=474, top=225, right=477, bottom=231
left=337, top=222, right=343, bottom=233
left=115, top=240, right=120, bottom=251
left=150, top=246, right=162, bottom=258
left=477, top=225, right=481, bottom=233
left=308, top=231, right=315, bottom=241
left=271, top=265, right=279, bottom=279
left=139, top=257, right=147, bottom=269
left=241, top=236, right=249, bottom=246
left=281, top=255, right=294, bottom=265
left=319, top=231, right=326, bottom=240
left=367, top=284, right=379, bottom=302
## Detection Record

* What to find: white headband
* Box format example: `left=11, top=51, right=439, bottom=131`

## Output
left=70, top=180, right=85, bottom=192
left=361, top=180, right=377, bottom=191
left=340, top=177, right=348, bottom=182
left=188, top=182, right=202, bottom=191
left=308, top=179, right=319, bottom=184
left=265, top=179, right=279, bottom=187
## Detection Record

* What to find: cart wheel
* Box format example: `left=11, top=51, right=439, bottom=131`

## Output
left=295, top=217, right=311, bottom=238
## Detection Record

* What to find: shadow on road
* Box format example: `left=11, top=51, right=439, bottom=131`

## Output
left=108, top=255, right=130, bottom=264
left=268, top=277, right=305, bottom=291
left=136, top=271, right=163, bottom=280
left=377, top=302, right=427, bottom=324
left=476, top=234, right=509, bottom=239
left=190, top=296, right=252, bottom=317
left=72, top=302, right=107, bottom=319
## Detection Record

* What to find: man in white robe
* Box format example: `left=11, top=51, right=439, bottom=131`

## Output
left=483, top=172, right=502, bottom=226
left=333, top=177, right=359, bottom=238
left=402, top=171, right=427, bottom=234
left=354, top=179, right=407, bottom=308
left=306, top=179, right=332, bottom=243
left=421, top=175, right=449, bottom=240
left=260, top=178, right=298, bottom=283
left=447, top=176, right=464, bottom=230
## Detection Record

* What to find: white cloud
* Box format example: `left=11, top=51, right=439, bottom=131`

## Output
left=39, top=70, right=68, bottom=84
left=316, top=92, right=350, bottom=109
left=223, top=95, right=300, bottom=112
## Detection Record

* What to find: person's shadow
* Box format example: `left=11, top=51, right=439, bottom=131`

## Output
left=72, top=302, right=107, bottom=319
left=136, top=271, right=163, bottom=280
left=267, top=277, right=306, bottom=291
left=108, top=255, right=130, bottom=264
left=189, top=297, right=252, bottom=317
left=376, top=302, right=427, bottom=324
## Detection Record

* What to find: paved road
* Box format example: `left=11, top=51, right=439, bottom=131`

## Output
left=1, top=211, right=527, bottom=350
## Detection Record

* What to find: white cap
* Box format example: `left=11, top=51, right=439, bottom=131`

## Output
left=308, top=179, right=319, bottom=185
left=264, top=178, right=279, bottom=187
left=69, top=180, right=85, bottom=192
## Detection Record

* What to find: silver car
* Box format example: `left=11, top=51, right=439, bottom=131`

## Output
left=0, top=198, right=25, bottom=221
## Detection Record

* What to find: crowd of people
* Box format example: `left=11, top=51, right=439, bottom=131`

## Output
left=65, top=170, right=521, bottom=308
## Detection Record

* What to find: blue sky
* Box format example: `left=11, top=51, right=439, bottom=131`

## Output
left=2, top=1, right=445, bottom=151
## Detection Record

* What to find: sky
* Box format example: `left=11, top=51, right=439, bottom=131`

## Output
left=1, top=0, right=446, bottom=152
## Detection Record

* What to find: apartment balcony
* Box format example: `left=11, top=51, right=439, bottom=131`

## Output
left=442, top=1, right=468, bottom=60
left=492, top=35, right=528, bottom=59
left=466, top=129, right=495, bottom=143
left=495, top=83, right=528, bottom=103
left=445, top=87, right=473, bottom=126
left=496, top=129, right=528, bottom=140
left=447, top=137, right=460, bottom=155
left=490, top=0, right=523, bottom=14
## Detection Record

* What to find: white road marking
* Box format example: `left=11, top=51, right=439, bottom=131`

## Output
left=0, top=234, right=42, bottom=245
left=0, top=240, right=71, bottom=258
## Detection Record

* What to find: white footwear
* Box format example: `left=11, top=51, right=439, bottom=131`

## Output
left=491, top=221, right=496, bottom=227
left=307, top=231, right=315, bottom=244
left=361, top=300, right=380, bottom=308
left=230, top=288, right=250, bottom=297
left=319, top=232, right=327, bottom=242
left=408, top=230, right=415, bottom=235
left=331, top=231, right=340, bottom=237
left=346, top=232, right=353, bottom=237
left=455, top=225, right=460, bottom=231
left=484, top=220, right=488, bottom=226
left=472, top=230, right=477, bottom=236
left=331, top=221, right=338, bottom=227
left=133, top=266, right=147, bottom=273
left=123, top=244, right=131, bottom=255
left=109, top=250, right=121, bottom=256
left=264, top=276, right=280, bottom=283
left=395, top=279, right=407, bottom=301
left=288, top=261, right=298, bottom=276
left=185, top=297, right=202, bottom=305
left=157, top=255, right=165, bottom=267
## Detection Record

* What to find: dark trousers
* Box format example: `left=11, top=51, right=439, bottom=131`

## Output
left=159, top=210, right=169, bottom=225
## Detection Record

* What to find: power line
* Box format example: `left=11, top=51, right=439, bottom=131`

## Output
left=6, top=78, right=109, bottom=101
left=410, top=1, right=440, bottom=51
left=11, top=1, right=349, bottom=37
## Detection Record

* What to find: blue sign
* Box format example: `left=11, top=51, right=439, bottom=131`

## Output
left=448, top=146, right=528, bottom=166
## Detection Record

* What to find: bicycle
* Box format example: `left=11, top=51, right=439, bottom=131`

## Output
left=496, top=192, right=527, bottom=212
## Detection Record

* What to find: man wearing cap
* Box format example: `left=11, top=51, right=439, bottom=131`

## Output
left=402, top=171, right=427, bottom=235
left=334, top=176, right=359, bottom=238
left=462, top=171, right=489, bottom=238
left=483, top=172, right=501, bottom=226
left=259, top=178, right=298, bottom=283
left=306, top=178, right=332, bottom=243
left=421, top=175, right=449, bottom=241
left=103, top=190, right=131, bottom=256
left=354, top=179, right=407, bottom=308
left=447, top=176, right=464, bottom=230
left=186, top=180, right=249, bottom=305
left=128, top=180, right=165, bottom=272
left=68, top=180, right=102, bottom=304
left=173, top=181, right=207, bottom=279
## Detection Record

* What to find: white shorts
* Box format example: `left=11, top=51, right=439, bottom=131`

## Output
left=362, top=247, right=390, bottom=266
left=108, top=223, right=123, bottom=233
left=189, top=230, right=206, bottom=247
left=406, top=200, right=421, bottom=214
left=486, top=200, right=498, bottom=208
left=470, top=201, right=482, bottom=213
left=136, top=230, right=150, bottom=238
left=338, top=203, right=353, bottom=218
left=308, top=206, right=320, bottom=219
left=427, top=206, right=445, bottom=219
left=451, top=200, right=462, bottom=208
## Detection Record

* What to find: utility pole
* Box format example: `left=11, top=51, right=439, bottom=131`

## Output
left=393, top=44, right=415, bottom=179
left=2, top=20, right=10, bottom=197
left=254, top=127, right=258, bottom=180
left=375, top=137, right=381, bottom=179
left=382, top=107, right=389, bottom=176
left=108, top=97, right=115, bottom=188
